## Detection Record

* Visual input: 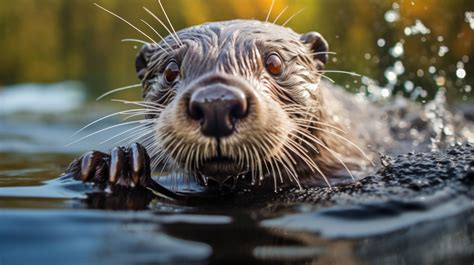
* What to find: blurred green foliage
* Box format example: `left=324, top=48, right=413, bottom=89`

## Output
left=0, top=0, right=472, bottom=102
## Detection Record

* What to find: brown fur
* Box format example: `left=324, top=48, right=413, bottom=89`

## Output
left=135, top=20, right=379, bottom=189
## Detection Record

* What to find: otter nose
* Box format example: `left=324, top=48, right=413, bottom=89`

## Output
left=188, top=85, right=248, bottom=137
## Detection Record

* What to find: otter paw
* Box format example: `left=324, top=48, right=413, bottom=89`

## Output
left=64, top=143, right=152, bottom=189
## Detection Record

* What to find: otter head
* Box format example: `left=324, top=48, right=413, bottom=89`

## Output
left=135, top=20, right=329, bottom=188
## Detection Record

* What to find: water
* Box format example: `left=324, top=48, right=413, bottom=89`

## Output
left=0, top=100, right=473, bottom=264
left=1, top=1, right=473, bottom=264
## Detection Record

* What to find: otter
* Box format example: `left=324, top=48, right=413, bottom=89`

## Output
left=65, top=19, right=391, bottom=197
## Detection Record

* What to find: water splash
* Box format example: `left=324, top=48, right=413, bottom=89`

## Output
left=404, top=19, right=431, bottom=36
left=465, top=11, right=474, bottom=29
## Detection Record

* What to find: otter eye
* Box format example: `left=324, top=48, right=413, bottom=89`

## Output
left=265, top=54, right=283, bottom=76
left=164, top=61, right=179, bottom=84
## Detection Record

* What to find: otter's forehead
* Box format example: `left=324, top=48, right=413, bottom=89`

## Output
left=162, top=19, right=309, bottom=77
left=185, top=20, right=300, bottom=41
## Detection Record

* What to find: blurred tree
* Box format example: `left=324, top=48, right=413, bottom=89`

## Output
left=0, top=0, right=471, bottom=102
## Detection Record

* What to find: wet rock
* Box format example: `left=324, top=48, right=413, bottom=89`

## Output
left=276, top=143, right=474, bottom=205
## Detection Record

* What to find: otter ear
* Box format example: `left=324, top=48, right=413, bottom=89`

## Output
left=300, top=32, right=329, bottom=70
left=135, top=43, right=157, bottom=80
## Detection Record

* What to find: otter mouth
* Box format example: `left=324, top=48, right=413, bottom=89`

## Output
left=197, top=156, right=243, bottom=177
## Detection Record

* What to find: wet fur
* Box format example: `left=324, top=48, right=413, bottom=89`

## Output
left=135, top=20, right=376, bottom=189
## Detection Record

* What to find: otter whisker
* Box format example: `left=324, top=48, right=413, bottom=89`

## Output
left=259, top=137, right=280, bottom=191
left=310, top=51, right=337, bottom=56
left=99, top=122, right=152, bottom=145
left=316, top=128, right=375, bottom=166
left=275, top=151, right=302, bottom=189
left=154, top=146, right=174, bottom=175
left=286, top=137, right=317, bottom=169
left=261, top=135, right=285, bottom=184
left=96, top=84, right=142, bottom=101
left=317, top=73, right=336, bottom=83
left=272, top=6, right=288, bottom=24
left=267, top=133, right=297, bottom=165
left=143, top=7, right=179, bottom=47
left=113, top=123, right=155, bottom=146
left=71, top=108, right=153, bottom=137
left=261, top=158, right=277, bottom=192
left=121, top=110, right=162, bottom=121
left=286, top=137, right=331, bottom=187
left=157, top=0, right=183, bottom=46
left=272, top=156, right=284, bottom=185
left=321, top=70, right=361, bottom=77
left=136, top=133, right=156, bottom=150
left=244, top=145, right=257, bottom=185
left=266, top=134, right=302, bottom=188
left=250, top=145, right=264, bottom=184
left=281, top=8, right=305, bottom=27
left=166, top=138, right=185, bottom=168
left=93, top=3, right=160, bottom=45
left=193, top=143, right=201, bottom=171
left=150, top=147, right=168, bottom=174
left=110, top=99, right=166, bottom=109
left=140, top=19, right=173, bottom=50
left=292, top=119, right=347, bottom=135
left=67, top=120, right=154, bottom=146
left=291, top=130, right=355, bottom=181
left=182, top=144, right=195, bottom=173
left=121, top=38, right=150, bottom=45
left=265, top=0, right=276, bottom=23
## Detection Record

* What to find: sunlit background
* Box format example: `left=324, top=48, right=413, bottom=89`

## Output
left=0, top=0, right=472, bottom=109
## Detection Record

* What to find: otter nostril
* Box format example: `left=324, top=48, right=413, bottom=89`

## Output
left=188, top=99, right=204, bottom=121
left=230, top=98, right=247, bottom=120
left=188, top=85, right=248, bottom=138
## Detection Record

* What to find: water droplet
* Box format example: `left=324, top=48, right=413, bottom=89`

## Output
left=404, top=27, right=411, bottom=36
left=437, top=36, right=444, bottom=42
left=456, top=68, right=466, bottom=79
left=417, top=69, right=424, bottom=77
left=364, top=53, right=371, bottom=60
left=404, top=81, right=414, bottom=92
left=462, top=55, right=469, bottom=63
left=465, top=11, right=474, bottom=30
left=438, top=46, right=449, bottom=57
left=428, top=66, right=436, bottom=74
left=435, top=76, right=445, bottom=86
left=390, top=42, right=404, bottom=57
left=377, top=38, right=386, bottom=47
left=384, top=10, right=400, bottom=23
left=465, top=85, right=472, bottom=93
left=405, top=19, right=431, bottom=35
left=385, top=68, right=397, bottom=84
left=420, top=90, right=428, bottom=98
left=394, top=61, right=405, bottom=74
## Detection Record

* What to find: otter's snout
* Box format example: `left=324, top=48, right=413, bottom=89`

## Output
left=188, top=84, right=248, bottom=138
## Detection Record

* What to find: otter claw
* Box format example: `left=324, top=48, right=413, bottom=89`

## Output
left=79, top=150, right=110, bottom=183
left=65, top=143, right=152, bottom=190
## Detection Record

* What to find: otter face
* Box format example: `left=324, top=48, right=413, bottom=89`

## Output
left=135, top=20, right=328, bottom=187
